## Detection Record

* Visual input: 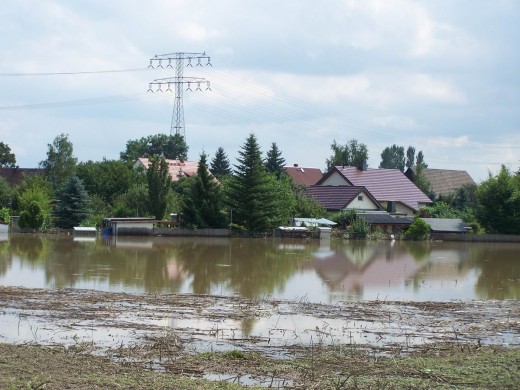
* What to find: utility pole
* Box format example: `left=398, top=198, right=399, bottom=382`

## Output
left=148, top=52, right=211, bottom=140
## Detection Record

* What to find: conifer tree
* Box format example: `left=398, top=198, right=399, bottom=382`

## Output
left=182, top=152, right=226, bottom=228
left=227, top=134, right=277, bottom=232
left=54, top=176, right=90, bottom=229
left=210, top=147, right=232, bottom=180
left=265, top=142, right=286, bottom=179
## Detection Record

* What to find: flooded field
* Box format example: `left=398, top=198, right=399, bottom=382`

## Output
left=1, top=234, right=519, bottom=387
left=0, top=234, right=519, bottom=302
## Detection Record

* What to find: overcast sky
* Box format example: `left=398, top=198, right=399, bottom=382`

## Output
left=1, top=0, right=519, bottom=182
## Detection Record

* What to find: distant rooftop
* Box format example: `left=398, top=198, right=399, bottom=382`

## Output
left=405, top=168, right=476, bottom=196
left=285, top=164, right=323, bottom=187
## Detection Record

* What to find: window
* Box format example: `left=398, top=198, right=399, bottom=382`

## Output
left=358, top=195, right=363, bottom=201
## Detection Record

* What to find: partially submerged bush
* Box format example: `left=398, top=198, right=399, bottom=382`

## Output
left=405, top=218, right=430, bottom=240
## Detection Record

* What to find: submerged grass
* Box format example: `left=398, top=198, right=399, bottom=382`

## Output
left=1, top=342, right=519, bottom=389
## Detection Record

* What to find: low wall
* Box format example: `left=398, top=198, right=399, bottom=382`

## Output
left=432, top=233, right=520, bottom=243
left=154, top=228, right=232, bottom=237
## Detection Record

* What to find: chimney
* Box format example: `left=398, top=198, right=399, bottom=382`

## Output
left=358, top=160, right=368, bottom=171
left=293, top=163, right=299, bottom=167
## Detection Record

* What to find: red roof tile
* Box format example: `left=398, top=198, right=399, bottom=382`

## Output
left=285, top=166, right=323, bottom=187
left=305, top=185, right=382, bottom=211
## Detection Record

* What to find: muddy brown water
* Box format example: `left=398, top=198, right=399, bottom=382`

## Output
left=1, top=233, right=519, bottom=383
left=0, top=233, right=519, bottom=301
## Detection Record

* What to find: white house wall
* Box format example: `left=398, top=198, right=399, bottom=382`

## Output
left=345, top=191, right=380, bottom=210
left=321, top=172, right=349, bottom=186
left=395, top=202, right=414, bottom=215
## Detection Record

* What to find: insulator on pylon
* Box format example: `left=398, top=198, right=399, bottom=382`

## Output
left=147, top=84, right=154, bottom=92
left=206, top=81, right=211, bottom=91
left=148, top=60, right=153, bottom=69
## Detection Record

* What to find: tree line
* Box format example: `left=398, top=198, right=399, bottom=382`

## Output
left=0, top=135, right=518, bottom=235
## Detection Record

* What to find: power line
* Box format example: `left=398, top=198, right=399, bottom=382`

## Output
left=0, top=68, right=149, bottom=76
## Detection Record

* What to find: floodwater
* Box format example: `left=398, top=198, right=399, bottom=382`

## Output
left=1, top=233, right=518, bottom=302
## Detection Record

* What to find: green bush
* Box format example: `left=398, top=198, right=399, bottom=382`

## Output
left=351, top=217, right=371, bottom=239
left=405, top=218, right=430, bottom=241
left=19, top=201, right=45, bottom=229
left=0, top=207, right=9, bottom=223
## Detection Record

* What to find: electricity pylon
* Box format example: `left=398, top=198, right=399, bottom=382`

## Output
left=148, top=52, right=211, bottom=139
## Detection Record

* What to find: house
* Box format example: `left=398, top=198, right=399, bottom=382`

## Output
left=404, top=168, right=476, bottom=197
left=316, top=163, right=432, bottom=215
left=284, top=164, right=323, bottom=187
left=134, top=157, right=200, bottom=182
left=305, top=185, right=384, bottom=212
left=0, top=167, right=44, bottom=187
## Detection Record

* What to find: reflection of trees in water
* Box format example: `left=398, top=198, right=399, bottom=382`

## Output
left=6, top=235, right=184, bottom=293
left=472, top=244, right=520, bottom=300
left=402, top=241, right=431, bottom=262
left=172, top=238, right=315, bottom=298
left=9, top=235, right=48, bottom=263
left=0, top=240, right=12, bottom=276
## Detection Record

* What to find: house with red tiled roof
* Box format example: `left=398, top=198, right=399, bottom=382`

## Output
left=305, top=185, right=383, bottom=212
left=0, top=167, right=44, bottom=187
left=316, top=164, right=432, bottom=215
left=284, top=164, right=323, bottom=187
left=134, top=157, right=201, bottom=182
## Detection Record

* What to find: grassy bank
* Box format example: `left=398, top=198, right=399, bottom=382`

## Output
left=1, top=342, right=519, bottom=389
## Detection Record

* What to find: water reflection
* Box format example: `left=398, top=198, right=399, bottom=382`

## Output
left=0, top=234, right=519, bottom=301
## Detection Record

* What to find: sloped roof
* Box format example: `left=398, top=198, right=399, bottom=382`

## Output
left=406, top=168, right=476, bottom=196
left=421, top=218, right=471, bottom=233
left=136, top=157, right=200, bottom=182
left=285, top=165, right=323, bottom=186
left=319, top=166, right=432, bottom=211
left=305, top=185, right=382, bottom=211
left=0, top=167, right=43, bottom=187
left=357, top=213, right=414, bottom=225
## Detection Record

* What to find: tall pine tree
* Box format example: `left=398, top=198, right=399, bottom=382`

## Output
left=182, top=152, right=226, bottom=228
left=210, top=147, right=232, bottom=180
left=265, top=142, right=286, bottom=179
left=54, top=176, right=90, bottom=229
left=227, top=134, right=277, bottom=232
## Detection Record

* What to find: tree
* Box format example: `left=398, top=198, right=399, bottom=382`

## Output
left=379, top=144, right=405, bottom=171
left=325, top=139, right=368, bottom=170
left=39, top=133, right=77, bottom=192
left=54, top=176, right=90, bottom=229
left=416, top=150, right=428, bottom=169
left=210, top=147, right=232, bottom=180
left=19, top=201, right=45, bottom=229
left=182, top=152, right=226, bottom=228
left=0, top=177, right=12, bottom=208
left=405, top=218, right=430, bottom=240
left=77, top=159, right=141, bottom=204
left=226, top=133, right=279, bottom=232
left=477, top=165, right=520, bottom=234
left=17, top=185, right=52, bottom=228
left=120, top=133, right=188, bottom=162
left=147, top=156, right=172, bottom=220
left=406, top=146, right=415, bottom=169
left=265, top=142, right=286, bottom=179
left=0, top=142, right=16, bottom=168
left=293, top=184, right=325, bottom=218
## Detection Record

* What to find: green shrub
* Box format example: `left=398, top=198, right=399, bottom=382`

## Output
left=405, top=218, right=430, bottom=240
left=351, top=217, right=371, bottom=239
left=0, top=207, right=10, bottom=223
left=19, top=201, right=45, bottom=229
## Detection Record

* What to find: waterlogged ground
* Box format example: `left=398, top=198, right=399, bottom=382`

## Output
left=1, top=286, right=519, bottom=388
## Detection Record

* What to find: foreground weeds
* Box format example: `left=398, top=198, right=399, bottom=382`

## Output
left=1, top=342, right=519, bottom=389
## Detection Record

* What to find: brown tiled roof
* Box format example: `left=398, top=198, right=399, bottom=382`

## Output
left=319, top=166, right=432, bottom=211
left=305, top=185, right=382, bottom=211
left=416, top=168, right=475, bottom=196
left=285, top=166, right=323, bottom=186
left=0, top=167, right=44, bottom=187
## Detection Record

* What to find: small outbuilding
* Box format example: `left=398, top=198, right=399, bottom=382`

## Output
left=102, top=218, right=157, bottom=236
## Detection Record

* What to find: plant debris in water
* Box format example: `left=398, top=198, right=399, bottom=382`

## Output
left=1, top=286, right=519, bottom=389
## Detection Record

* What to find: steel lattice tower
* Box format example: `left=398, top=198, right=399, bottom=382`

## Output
left=148, top=52, right=211, bottom=139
